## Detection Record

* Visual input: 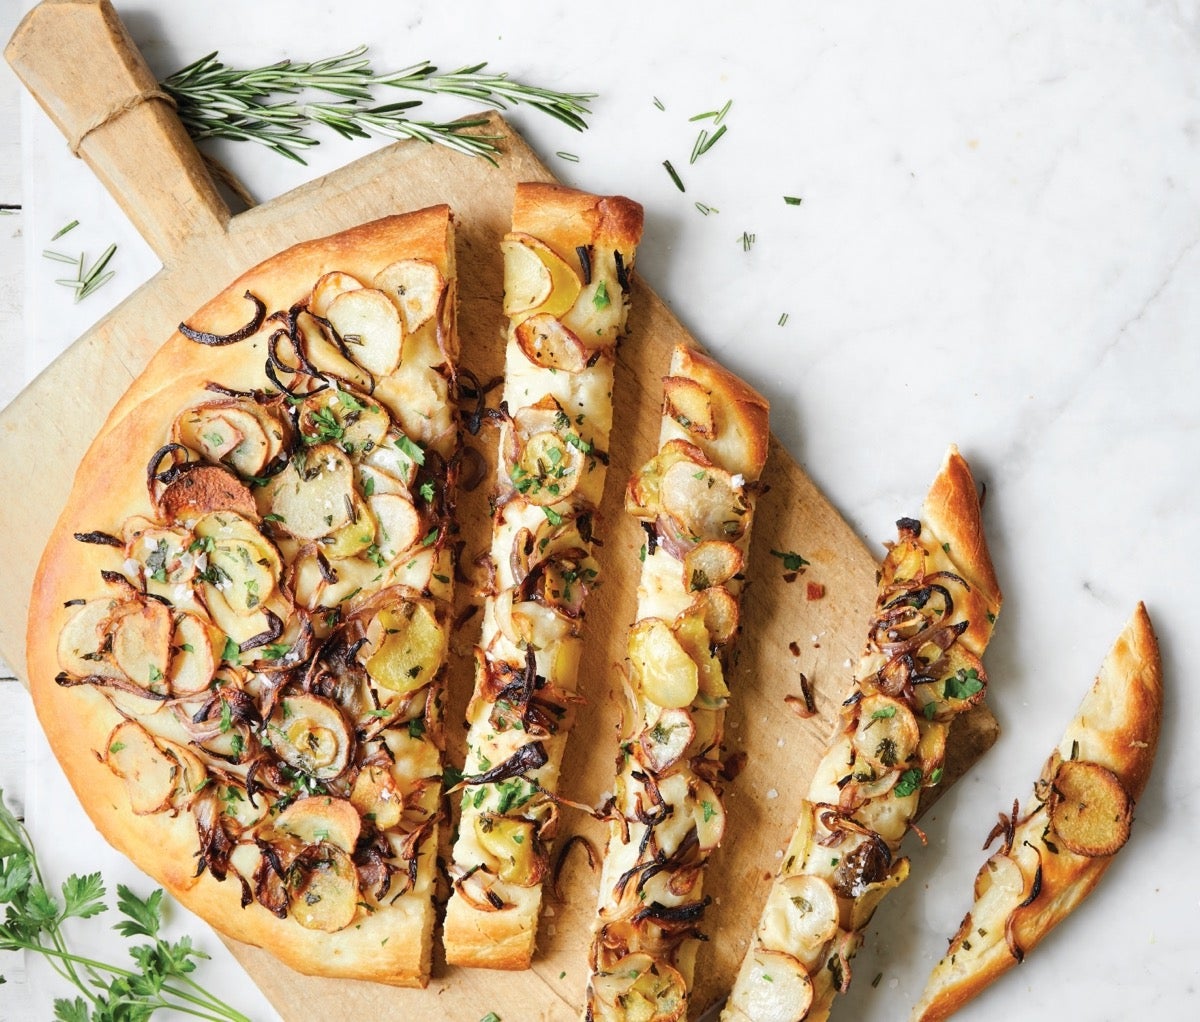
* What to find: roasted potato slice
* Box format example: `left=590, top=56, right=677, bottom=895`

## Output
left=262, top=443, right=355, bottom=540
left=271, top=796, right=362, bottom=852
left=325, top=287, right=404, bottom=376
left=287, top=845, right=359, bottom=932
left=105, top=720, right=176, bottom=815
left=629, top=618, right=699, bottom=710
left=373, top=258, right=445, bottom=335
left=1049, top=759, right=1133, bottom=856
left=364, top=599, right=446, bottom=695
left=269, top=693, right=352, bottom=780
left=501, top=232, right=581, bottom=321
left=309, top=270, right=363, bottom=318
left=588, top=953, right=687, bottom=1022
left=725, top=949, right=813, bottom=1022
left=111, top=600, right=173, bottom=694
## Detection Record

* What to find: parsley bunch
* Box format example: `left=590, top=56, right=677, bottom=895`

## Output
left=0, top=790, right=250, bottom=1022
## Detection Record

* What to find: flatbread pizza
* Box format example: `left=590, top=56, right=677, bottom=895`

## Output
left=29, top=205, right=460, bottom=986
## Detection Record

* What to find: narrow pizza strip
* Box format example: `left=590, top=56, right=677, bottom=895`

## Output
left=722, top=445, right=1002, bottom=1022
left=584, top=345, right=770, bottom=1021
left=39, top=207, right=462, bottom=985
left=444, top=183, right=644, bottom=969
left=910, top=604, right=1161, bottom=1022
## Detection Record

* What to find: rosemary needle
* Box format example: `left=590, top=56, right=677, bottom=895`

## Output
left=51, top=219, right=79, bottom=240
left=663, top=160, right=685, bottom=192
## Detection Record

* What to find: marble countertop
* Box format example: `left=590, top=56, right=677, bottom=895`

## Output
left=2, top=1, right=1198, bottom=1019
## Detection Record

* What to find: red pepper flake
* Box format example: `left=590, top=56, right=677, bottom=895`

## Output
left=806, top=582, right=825, bottom=601
left=788, top=641, right=801, bottom=656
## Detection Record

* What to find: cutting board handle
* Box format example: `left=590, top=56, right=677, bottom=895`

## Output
left=5, top=0, right=231, bottom=261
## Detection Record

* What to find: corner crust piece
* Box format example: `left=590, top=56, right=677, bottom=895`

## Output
left=920, top=444, right=1002, bottom=654
left=910, top=603, right=1162, bottom=1022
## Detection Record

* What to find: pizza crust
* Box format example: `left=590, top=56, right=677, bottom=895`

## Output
left=910, top=603, right=1161, bottom=1022
left=28, top=206, right=457, bottom=986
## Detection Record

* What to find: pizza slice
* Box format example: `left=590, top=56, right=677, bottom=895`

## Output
left=584, top=345, right=770, bottom=1021
left=31, top=206, right=461, bottom=986
left=910, top=603, right=1161, bottom=1022
left=443, top=182, right=643, bottom=969
left=722, top=446, right=1002, bottom=1022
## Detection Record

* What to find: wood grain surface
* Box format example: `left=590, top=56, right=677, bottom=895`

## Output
left=1, top=2, right=998, bottom=1018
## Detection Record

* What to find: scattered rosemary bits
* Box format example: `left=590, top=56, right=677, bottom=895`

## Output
left=778, top=312, right=789, bottom=326
left=695, top=201, right=719, bottom=216
left=739, top=231, right=756, bottom=251
left=43, top=220, right=118, bottom=304
left=663, top=159, right=686, bottom=192
left=784, top=195, right=803, bottom=205
left=653, top=96, right=665, bottom=111
left=556, top=151, right=580, bottom=162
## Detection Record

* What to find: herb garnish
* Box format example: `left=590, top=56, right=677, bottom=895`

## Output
left=770, top=549, right=810, bottom=572
left=0, top=791, right=250, bottom=1021
left=162, top=48, right=594, bottom=164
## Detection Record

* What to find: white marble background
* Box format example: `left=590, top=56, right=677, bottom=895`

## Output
left=2, top=0, right=1198, bottom=1019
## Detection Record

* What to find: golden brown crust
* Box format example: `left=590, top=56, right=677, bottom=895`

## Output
left=511, top=181, right=644, bottom=262
left=910, top=604, right=1162, bottom=1022
left=28, top=206, right=456, bottom=987
left=665, top=346, right=770, bottom=479
left=920, top=445, right=1002, bottom=657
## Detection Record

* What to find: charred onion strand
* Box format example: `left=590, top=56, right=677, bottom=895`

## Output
left=179, top=290, right=267, bottom=346
left=457, top=740, right=549, bottom=787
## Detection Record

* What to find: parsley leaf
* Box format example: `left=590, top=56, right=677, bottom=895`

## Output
left=943, top=667, right=983, bottom=700
left=770, top=549, right=810, bottom=572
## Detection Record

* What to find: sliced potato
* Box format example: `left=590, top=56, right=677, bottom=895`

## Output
left=263, top=444, right=355, bottom=540
left=662, top=375, right=715, bottom=438
left=309, top=270, right=363, bottom=318
left=373, top=258, right=444, bottom=335
left=157, top=465, right=257, bottom=522
left=169, top=612, right=221, bottom=696
left=271, top=796, right=362, bottom=852
left=287, top=845, right=359, bottom=932
left=368, top=492, right=423, bottom=560
left=105, top=720, right=176, bottom=815
left=673, top=612, right=727, bottom=703
left=323, top=497, right=377, bottom=560
left=629, top=618, right=699, bottom=710
left=269, top=693, right=352, bottom=779
left=758, top=874, right=839, bottom=969
left=161, top=740, right=209, bottom=810
left=57, top=598, right=123, bottom=678
left=851, top=694, right=921, bottom=773
left=659, top=458, right=748, bottom=542
left=588, top=953, right=686, bottom=1022
left=364, top=600, right=446, bottom=694
left=725, top=949, right=813, bottom=1022
left=326, top=288, right=403, bottom=376
left=514, top=313, right=589, bottom=373
left=502, top=233, right=581, bottom=320
left=295, top=310, right=375, bottom=393
left=685, top=586, right=741, bottom=646
left=474, top=813, right=542, bottom=886
left=1049, top=759, right=1133, bottom=856
left=295, top=387, right=390, bottom=456
left=208, top=539, right=277, bottom=616
left=174, top=403, right=273, bottom=478
left=111, top=601, right=173, bottom=693
left=682, top=541, right=743, bottom=592
left=637, top=707, right=696, bottom=774
left=350, top=764, right=405, bottom=831
left=509, top=428, right=584, bottom=505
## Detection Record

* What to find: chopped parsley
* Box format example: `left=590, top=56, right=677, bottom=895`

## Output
left=770, top=549, right=810, bottom=572
left=893, top=767, right=923, bottom=798
left=943, top=667, right=983, bottom=700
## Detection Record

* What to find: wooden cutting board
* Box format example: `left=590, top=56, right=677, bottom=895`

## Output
left=2, top=2, right=998, bottom=1019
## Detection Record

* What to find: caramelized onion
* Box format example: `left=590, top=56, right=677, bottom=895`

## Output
left=180, top=290, right=267, bottom=346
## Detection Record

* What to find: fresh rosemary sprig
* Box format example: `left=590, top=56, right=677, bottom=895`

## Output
left=161, top=46, right=594, bottom=164
left=0, top=790, right=250, bottom=1022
